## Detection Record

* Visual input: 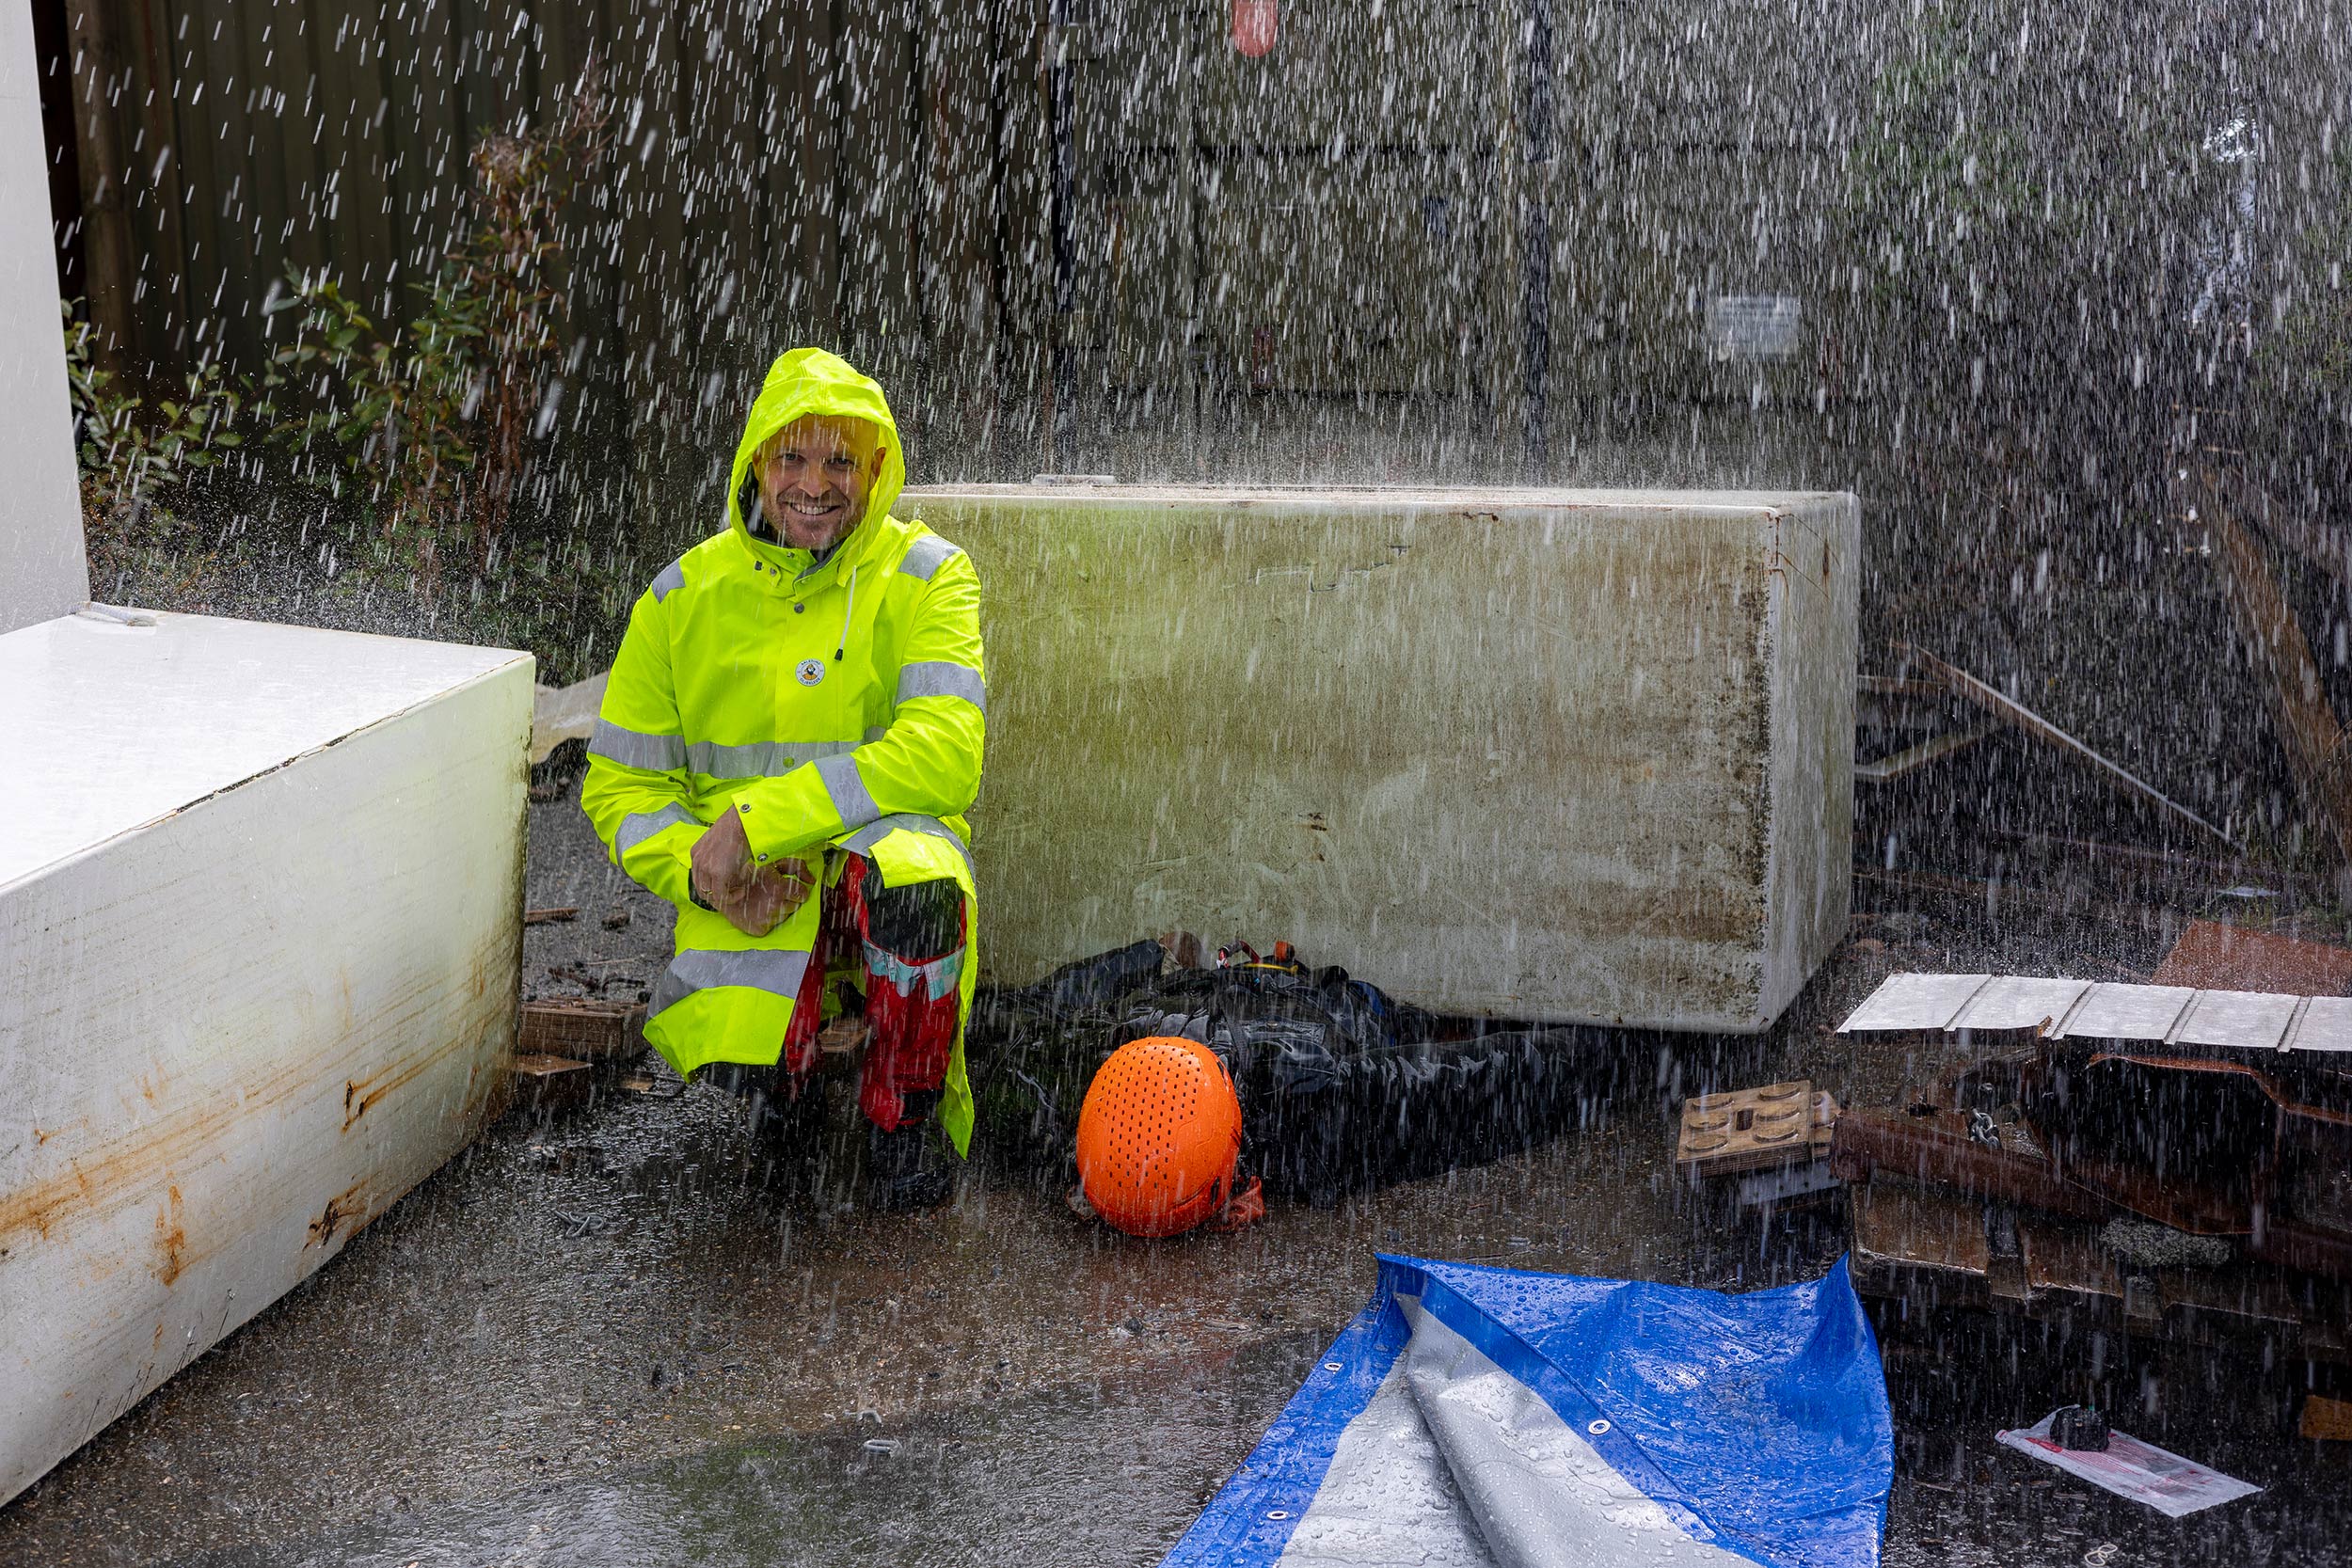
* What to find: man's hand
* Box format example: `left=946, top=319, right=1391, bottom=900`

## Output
left=690, top=806, right=817, bottom=936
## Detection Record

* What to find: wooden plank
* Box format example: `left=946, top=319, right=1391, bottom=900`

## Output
left=1836, top=972, right=1993, bottom=1034
left=511, top=1052, right=595, bottom=1113
left=413, top=0, right=470, bottom=264
left=1853, top=721, right=1994, bottom=784
left=179, top=0, right=262, bottom=369
left=2169, top=987, right=2304, bottom=1052
left=2202, top=464, right=2352, bottom=604
left=753, top=0, right=801, bottom=340
left=458, top=0, right=532, bottom=139
left=264, top=0, right=329, bottom=291
left=2160, top=1262, right=2304, bottom=1328
left=997, top=0, right=1053, bottom=469
left=840, top=0, right=918, bottom=388
left=2019, top=1214, right=2123, bottom=1302
left=66, top=0, right=139, bottom=374
left=2202, top=496, right=2352, bottom=876
left=1899, top=641, right=2242, bottom=852
left=2057, top=982, right=2200, bottom=1044
left=1859, top=674, right=1948, bottom=700
left=676, top=0, right=753, bottom=388
left=1951, top=974, right=2094, bottom=1036
left=612, top=0, right=689, bottom=521
left=306, top=0, right=364, bottom=308
left=2292, top=997, right=2352, bottom=1053
left=2302, top=1394, right=2352, bottom=1442
left=797, top=0, right=840, bottom=343
left=919, top=0, right=1006, bottom=469
left=2153, top=920, right=2352, bottom=997
left=1852, top=1181, right=1991, bottom=1277
left=120, top=0, right=189, bottom=371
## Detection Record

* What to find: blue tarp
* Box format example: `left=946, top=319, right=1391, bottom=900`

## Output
left=1164, top=1255, right=1892, bottom=1568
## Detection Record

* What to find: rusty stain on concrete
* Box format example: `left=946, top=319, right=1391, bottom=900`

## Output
left=153, top=1184, right=185, bottom=1287
left=306, top=1180, right=372, bottom=1249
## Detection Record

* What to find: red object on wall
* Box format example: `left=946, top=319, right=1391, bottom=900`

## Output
left=1232, top=0, right=1278, bottom=56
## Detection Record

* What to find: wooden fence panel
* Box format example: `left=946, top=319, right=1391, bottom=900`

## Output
left=56, top=0, right=1053, bottom=514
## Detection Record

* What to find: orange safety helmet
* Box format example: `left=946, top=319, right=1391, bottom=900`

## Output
left=1075, top=1037, right=1245, bottom=1238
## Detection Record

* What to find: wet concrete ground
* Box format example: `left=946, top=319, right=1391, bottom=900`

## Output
left=5, top=785, right=2348, bottom=1565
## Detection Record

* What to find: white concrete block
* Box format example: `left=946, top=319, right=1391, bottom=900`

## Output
left=0, top=610, right=532, bottom=1503
left=0, top=1, right=88, bottom=635
left=905, top=483, right=1858, bottom=1032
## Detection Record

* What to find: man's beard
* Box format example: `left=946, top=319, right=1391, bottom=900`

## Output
left=743, top=474, right=860, bottom=550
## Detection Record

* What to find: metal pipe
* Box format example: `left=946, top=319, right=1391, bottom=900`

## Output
left=65, top=0, right=135, bottom=377
left=1522, top=0, right=1551, bottom=476
left=1047, top=0, right=1077, bottom=467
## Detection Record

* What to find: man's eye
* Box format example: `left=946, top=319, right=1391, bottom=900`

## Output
left=827, top=455, right=853, bottom=468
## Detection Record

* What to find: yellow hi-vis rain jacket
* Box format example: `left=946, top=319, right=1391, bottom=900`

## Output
left=580, top=348, right=984, bottom=1153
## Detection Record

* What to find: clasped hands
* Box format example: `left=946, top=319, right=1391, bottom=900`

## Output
left=689, top=805, right=817, bottom=937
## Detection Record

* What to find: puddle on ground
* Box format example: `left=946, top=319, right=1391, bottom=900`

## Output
left=171, top=1334, right=1323, bottom=1568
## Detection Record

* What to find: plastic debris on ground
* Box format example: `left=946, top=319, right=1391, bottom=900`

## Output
left=1995, top=1409, right=2262, bottom=1518
left=1161, top=1254, right=1892, bottom=1568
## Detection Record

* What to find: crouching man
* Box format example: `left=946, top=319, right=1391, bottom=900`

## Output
left=581, top=347, right=983, bottom=1210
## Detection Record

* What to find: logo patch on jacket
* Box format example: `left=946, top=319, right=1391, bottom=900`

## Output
left=796, top=657, right=827, bottom=688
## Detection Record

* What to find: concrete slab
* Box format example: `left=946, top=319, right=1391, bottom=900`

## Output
left=908, top=483, right=1860, bottom=1033
left=0, top=611, right=532, bottom=1505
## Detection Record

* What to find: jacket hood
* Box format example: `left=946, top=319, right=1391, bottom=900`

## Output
left=725, top=347, right=906, bottom=578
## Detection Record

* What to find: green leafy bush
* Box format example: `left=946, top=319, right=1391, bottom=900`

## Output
left=254, top=59, right=609, bottom=586
left=65, top=301, right=246, bottom=533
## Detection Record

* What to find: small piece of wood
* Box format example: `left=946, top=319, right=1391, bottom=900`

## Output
left=512, top=1053, right=593, bottom=1114
left=1852, top=1181, right=1992, bottom=1278
left=1677, top=1082, right=1838, bottom=1177
left=523, top=907, right=580, bottom=926
left=2301, top=1394, right=2352, bottom=1442
left=518, top=998, right=648, bottom=1062
left=814, top=1016, right=869, bottom=1055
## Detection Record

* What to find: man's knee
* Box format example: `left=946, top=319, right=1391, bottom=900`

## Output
left=863, top=876, right=961, bottom=958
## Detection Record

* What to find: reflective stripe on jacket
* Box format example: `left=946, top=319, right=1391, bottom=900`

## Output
left=579, top=347, right=984, bottom=1152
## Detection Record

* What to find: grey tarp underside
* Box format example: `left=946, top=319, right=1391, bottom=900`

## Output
left=1275, top=1299, right=1755, bottom=1568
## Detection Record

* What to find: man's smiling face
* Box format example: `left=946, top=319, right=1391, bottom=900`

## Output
left=757, top=416, right=882, bottom=552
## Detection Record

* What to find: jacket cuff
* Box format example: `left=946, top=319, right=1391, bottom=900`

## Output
left=609, top=803, right=707, bottom=908
left=733, top=775, right=832, bottom=865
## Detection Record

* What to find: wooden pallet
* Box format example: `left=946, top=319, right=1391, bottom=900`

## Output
left=518, top=997, right=648, bottom=1062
